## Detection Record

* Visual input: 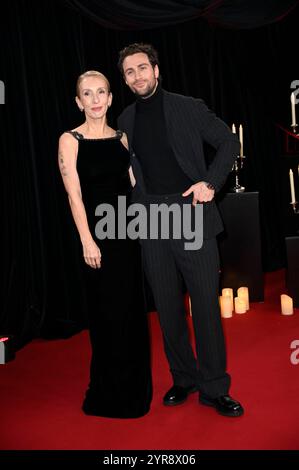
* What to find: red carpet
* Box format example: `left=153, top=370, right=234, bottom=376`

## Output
left=0, top=270, right=299, bottom=450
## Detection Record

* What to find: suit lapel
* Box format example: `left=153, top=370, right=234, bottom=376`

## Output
left=163, top=91, right=196, bottom=181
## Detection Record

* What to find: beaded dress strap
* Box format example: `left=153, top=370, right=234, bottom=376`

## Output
left=66, top=130, right=123, bottom=140
left=66, top=130, right=84, bottom=140
left=115, top=129, right=123, bottom=139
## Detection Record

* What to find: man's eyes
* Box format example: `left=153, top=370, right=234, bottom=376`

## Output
left=126, top=66, right=147, bottom=76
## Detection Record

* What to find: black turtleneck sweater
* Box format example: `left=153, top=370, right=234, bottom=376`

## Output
left=132, top=82, right=193, bottom=195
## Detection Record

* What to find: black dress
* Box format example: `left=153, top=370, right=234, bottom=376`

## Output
left=68, top=130, right=152, bottom=418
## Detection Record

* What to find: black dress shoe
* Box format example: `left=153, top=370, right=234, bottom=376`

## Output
left=163, top=384, right=197, bottom=406
left=199, top=394, right=244, bottom=417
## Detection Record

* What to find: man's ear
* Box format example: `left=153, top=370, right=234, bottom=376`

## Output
left=154, top=64, right=159, bottom=79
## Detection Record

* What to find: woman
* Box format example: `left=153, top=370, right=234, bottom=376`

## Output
left=58, top=70, right=152, bottom=418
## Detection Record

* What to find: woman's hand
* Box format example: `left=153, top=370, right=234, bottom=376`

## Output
left=82, top=239, right=101, bottom=269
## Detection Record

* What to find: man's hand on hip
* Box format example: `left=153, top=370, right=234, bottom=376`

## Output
left=182, top=182, right=215, bottom=206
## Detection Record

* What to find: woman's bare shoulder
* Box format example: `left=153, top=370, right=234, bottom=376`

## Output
left=58, top=132, right=79, bottom=157
left=59, top=129, right=80, bottom=145
left=120, top=131, right=129, bottom=149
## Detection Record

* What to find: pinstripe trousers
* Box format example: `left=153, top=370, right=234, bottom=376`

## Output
left=139, top=192, right=231, bottom=398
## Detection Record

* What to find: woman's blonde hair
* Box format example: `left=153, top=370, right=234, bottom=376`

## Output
left=76, top=70, right=111, bottom=97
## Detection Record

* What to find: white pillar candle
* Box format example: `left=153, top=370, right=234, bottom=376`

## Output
left=232, top=123, right=236, bottom=134
left=222, top=288, right=233, bottom=301
left=291, top=92, right=297, bottom=126
left=220, top=296, right=233, bottom=318
left=237, top=287, right=249, bottom=310
left=222, top=288, right=234, bottom=312
left=239, top=124, right=243, bottom=157
left=280, top=294, right=293, bottom=315
left=289, top=169, right=296, bottom=203
left=234, top=297, right=246, bottom=314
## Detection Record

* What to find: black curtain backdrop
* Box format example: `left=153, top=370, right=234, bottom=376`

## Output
left=65, top=0, right=299, bottom=30
left=1, top=0, right=298, bottom=349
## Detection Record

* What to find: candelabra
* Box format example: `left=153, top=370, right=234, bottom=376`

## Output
left=290, top=201, right=299, bottom=214
left=290, top=201, right=299, bottom=236
left=231, top=155, right=246, bottom=193
left=291, top=123, right=298, bottom=135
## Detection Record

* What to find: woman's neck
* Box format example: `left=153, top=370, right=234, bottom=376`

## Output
left=81, top=118, right=113, bottom=138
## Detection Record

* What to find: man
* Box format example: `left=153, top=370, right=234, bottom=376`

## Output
left=117, top=43, right=244, bottom=417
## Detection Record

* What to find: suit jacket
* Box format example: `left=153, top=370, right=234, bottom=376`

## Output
left=118, top=89, right=240, bottom=239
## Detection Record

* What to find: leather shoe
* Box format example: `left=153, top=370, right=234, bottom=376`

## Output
left=163, top=384, right=197, bottom=406
left=199, top=394, right=244, bottom=417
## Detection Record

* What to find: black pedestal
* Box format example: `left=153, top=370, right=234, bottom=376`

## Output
left=285, top=236, right=299, bottom=308
left=217, top=192, right=264, bottom=302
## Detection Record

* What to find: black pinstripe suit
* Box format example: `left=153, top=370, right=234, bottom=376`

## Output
left=118, top=89, right=240, bottom=398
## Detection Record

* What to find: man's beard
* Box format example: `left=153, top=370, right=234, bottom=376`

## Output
left=133, top=81, right=157, bottom=99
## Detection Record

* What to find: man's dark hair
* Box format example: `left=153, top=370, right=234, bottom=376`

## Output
left=118, top=43, right=159, bottom=74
